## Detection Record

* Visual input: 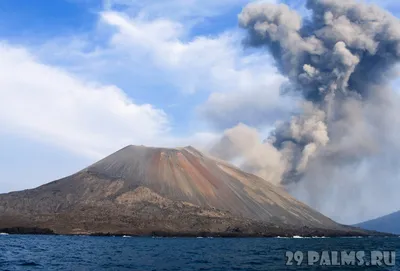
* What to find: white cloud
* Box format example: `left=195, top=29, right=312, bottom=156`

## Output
left=101, top=11, right=241, bottom=94
left=103, top=0, right=270, bottom=21
left=97, top=11, right=290, bottom=126
left=26, top=1, right=288, bottom=133
left=0, top=43, right=170, bottom=159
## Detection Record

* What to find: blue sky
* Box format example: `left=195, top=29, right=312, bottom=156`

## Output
left=1, top=0, right=400, bottom=223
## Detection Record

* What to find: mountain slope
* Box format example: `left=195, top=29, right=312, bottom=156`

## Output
left=86, top=145, right=336, bottom=226
left=355, top=211, right=400, bottom=234
left=0, top=145, right=374, bottom=236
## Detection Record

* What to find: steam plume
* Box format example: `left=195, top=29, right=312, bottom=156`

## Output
left=211, top=0, right=400, bottom=223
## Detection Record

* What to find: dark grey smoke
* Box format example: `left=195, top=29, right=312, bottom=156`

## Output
left=210, top=0, right=400, bottom=223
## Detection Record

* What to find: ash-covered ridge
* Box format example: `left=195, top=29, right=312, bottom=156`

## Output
left=86, top=145, right=332, bottom=225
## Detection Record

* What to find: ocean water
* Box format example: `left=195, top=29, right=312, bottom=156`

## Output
left=0, top=235, right=399, bottom=270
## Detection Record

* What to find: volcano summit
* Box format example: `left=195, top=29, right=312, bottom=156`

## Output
left=0, top=145, right=372, bottom=236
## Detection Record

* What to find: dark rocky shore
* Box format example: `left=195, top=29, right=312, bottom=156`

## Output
left=1, top=226, right=385, bottom=238
left=0, top=227, right=54, bottom=235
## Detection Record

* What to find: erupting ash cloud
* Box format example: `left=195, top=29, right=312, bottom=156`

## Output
left=211, top=0, right=400, bottom=223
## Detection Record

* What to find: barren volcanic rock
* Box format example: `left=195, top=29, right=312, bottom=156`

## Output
left=0, top=145, right=373, bottom=236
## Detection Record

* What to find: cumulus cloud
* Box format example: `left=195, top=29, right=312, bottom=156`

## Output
left=95, top=11, right=289, bottom=128
left=35, top=8, right=290, bottom=131
left=101, top=11, right=237, bottom=94
left=0, top=43, right=170, bottom=159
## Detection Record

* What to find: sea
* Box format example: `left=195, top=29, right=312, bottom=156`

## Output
left=0, top=235, right=399, bottom=270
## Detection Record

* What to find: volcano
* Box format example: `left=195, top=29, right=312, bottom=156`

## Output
left=0, top=145, right=373, bottom=236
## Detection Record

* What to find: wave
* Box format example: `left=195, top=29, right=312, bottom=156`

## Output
left=0, top=233, right=9, bottom=235
left=276, top=236, right=328, bottom=239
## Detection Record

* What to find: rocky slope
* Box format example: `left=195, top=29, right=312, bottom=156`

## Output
left=0, top=145, right=376, bottom=236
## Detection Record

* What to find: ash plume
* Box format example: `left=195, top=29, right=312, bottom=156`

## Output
left=211, top=0, right=400, bottom=223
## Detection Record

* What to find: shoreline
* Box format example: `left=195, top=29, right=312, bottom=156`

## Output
left=0, top=227, right=393, bottom=238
